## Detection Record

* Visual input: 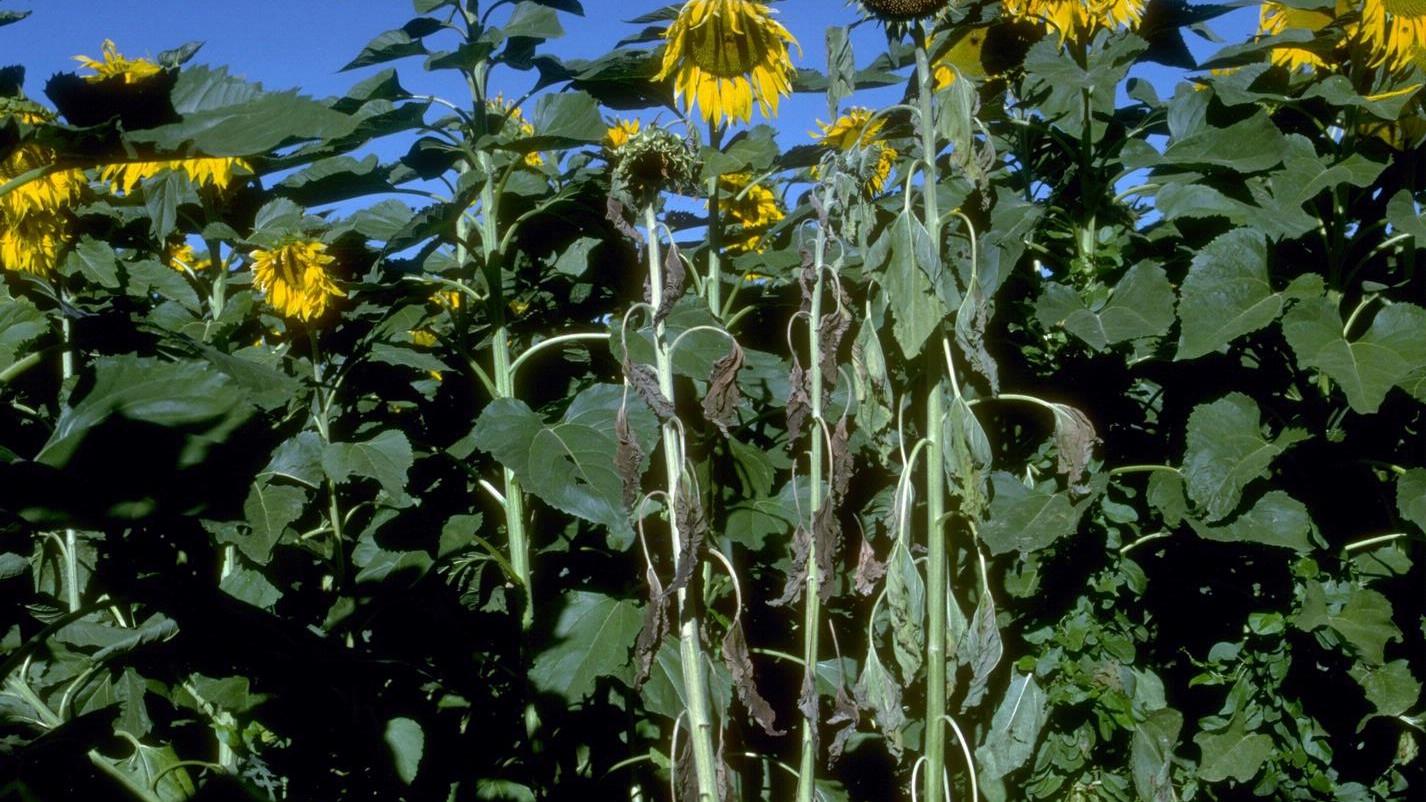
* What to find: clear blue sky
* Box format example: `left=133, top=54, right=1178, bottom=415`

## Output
left=4, top=0, right=1257, bottom=152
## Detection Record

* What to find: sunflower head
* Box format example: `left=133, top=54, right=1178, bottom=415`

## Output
left=1259, top=1, right=1335, bottom=71
left=814, top=108, right=898, bottom=198
left=719, top=172, right=784, bottom=254
left=165, top=240, right=210, bottom=273
left=604, top=118, right=642, bottom=153
left=857, top=0, right=952, bottom=23
left=250, top=239, right=345, bottom=322
left=1355, top=0, right=1426, bottom=71
left=487, top=95, right=543, bottom=167
left=611, top=125, right=700, bottom=204
left=1003, top=0, right=1146, bottom=42
left=815, top=107, right=886, bottom=150
left=102, top=156, right=251, bottom=195
left=655, top=0, right=799, bottom=126
left=0, top=212, right=70, bottom=277
left=74, top=40, right=162, bottom=84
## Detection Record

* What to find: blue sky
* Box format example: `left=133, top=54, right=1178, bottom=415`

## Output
left=5, top=0, right=1259, bottom=154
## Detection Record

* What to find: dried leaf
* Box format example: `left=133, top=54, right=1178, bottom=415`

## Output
left=798, top=663, right=819, bottom=754
left=606, top=195, right=643, bottom=243
left=827, top=686, right=860, bottom=764
left=666, top=484, right=707, bottom=598
left=615, top=404, right=643, bottom=513
left=632, top=560, right=668, bottom=689
left=854, top=647, right=906, bottom=757
left=787, top=359, right=811, bottom=445
left=954, top=254, right=1000, bottom=393
left=817, top=285, right=853, bottom=391
left=654, top=239, right=686, bottom=326
left=770, top=525, right=812, bottom=607
left=701, top=340, right=744, bottom=436
left=853, top=533, right=886, bottom=596
left=958, top=592, right=1003, bottom=711
left=722, top=620, right=784, bottom=736
left=829, top=417, right=854, bottom=504
left=1052, top=403, right=1098, bottom=492
left=624, top=360, right=675, bottom=421
left=812, top=505, right=839, bottom=604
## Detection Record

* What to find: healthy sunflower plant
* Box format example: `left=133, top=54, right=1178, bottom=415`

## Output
left=0, top=0, right=1422, bottom=801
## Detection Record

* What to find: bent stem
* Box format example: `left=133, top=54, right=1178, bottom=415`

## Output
left=915, top=31, right=949, bottom=802
left=644, top=202, right=719, bottom=802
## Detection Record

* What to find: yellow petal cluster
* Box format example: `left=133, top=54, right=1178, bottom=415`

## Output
left=814, top=108, right=899, bottom=197
left=489, top=95, right=543, bottom=168
left=73, top=40, right=162, bottom=84
left=604, top=118, right=641, bottom=152
left=1003, top=0, right=1146, bottom=42
left=250, top=240, right=344, bottom=322
left=165, top=241, right=210, bottom=273
left=0, top=110, right=84, bottom=276
left=719, top=172, right=784, bottom=254
left=1356, top=0, right=1426, bottom=71
left=101, top=157, right=250, bottom=195
left=655, top=0, right=799, bottom=126
left=933, top=28, right=991, bottom=88
left=1258, top=1, right=1335, bottom=71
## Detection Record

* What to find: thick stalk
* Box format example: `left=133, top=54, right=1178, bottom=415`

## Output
left=795, top=197, right=829, bottom=802
left=915, top=36, right=948, bottom=802
left=59, top=309, right=80, bottom=612
left=705, top=125, right=724, bottom=317
left=645, top=203, right=719, bottom=802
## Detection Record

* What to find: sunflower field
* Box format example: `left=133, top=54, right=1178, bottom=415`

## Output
left=0, top=0, right=1423, bottom=799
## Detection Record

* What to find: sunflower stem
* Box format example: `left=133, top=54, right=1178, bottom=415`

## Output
left=795, top=184, right=832, bottom=802
left=645, top=201, right=719, bottom=802
left=57, top=292, right=81, bottom=613
left=914, top=33, right=949, bottom=802
left=706, top=124, right=724, bottom=319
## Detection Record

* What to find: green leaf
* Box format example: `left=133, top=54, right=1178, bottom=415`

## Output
left=1194, top=714, right=1273, bottom=783
left=238, top=481, right=305, bottom=564
left=0, top=295, right=47, bottom=372
left=125, top=259, right=200, bottom=312
left=1147, top=471, right=1187, bottom=526
left=262, top=432, right=325, bottom=488
left=1387, top=189, right=1426, bottom=240
left=1175, top=229, right=1280, bottom=360
left=384, top=717, right=424, bottom=784
left=1189, top=491, right=1313, bottom=551
left=1162, top=110, right=1286, bottom=173
left=885, top=540, right=925, bottom=681
left=979, top=472, right=1081, bottom=556
left=1283, top=298, right=1426, bottom=414
left=975, top=672, right=1049, bottom=782
left=1327, top=586, right=1401, bottom=665
left=1397, top=469, right=1426, bottom=534
left=1182, top=393, right=1305, bottom=521
left=528, top=590, right=642, bottom=701
left=1132, top=708, right=1182, bottom=802
left=472, top=385, right=656, bottom=544
left=322, top=430, right=414, bottom=499
left=870, top=215, right=950, bottom=360
left=220, top=567, right=284, bottom=609
left=39, top=356, right=252, bottom=468
left=64, top=237, right=121, bottom=289
left=1036, top=263, right=1175, bottom=351
left=526, top=90, right=604, bottom=148
left=1351, top=660, right=1421, bottom=718
left=504, top=2, right=563, bottom=39
left=129, top=92, right=358, bottom=157
left=343, top=20, right=437, bottom=71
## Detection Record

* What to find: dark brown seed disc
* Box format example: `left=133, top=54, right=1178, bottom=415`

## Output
left=860, top=0, right=949, bottom=21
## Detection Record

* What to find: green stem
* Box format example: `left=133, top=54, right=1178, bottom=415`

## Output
left=795, top=188, right=829, bottom=802
left=58, top=305, right=81, bottom=613
left=706, top=124, right=724, bottom=318
left=645, top=202, right=719, bottom=802
left=1344, top=532, right=1410, bottom=553
left=1108, top=464, right=1180, bottom=477
left=915, top=34, right=948, bottom=802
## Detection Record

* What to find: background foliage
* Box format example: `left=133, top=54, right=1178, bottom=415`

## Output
left=0, top=0, right=1422, bottom=800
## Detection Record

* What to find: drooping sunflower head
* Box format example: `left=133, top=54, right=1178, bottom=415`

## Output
left=611, top=125, right=701, bottom=203
left=933, top=27, right=993, bottom=88
left=74, top=39, right=162, bottom=84
left=1259, top=1, right=1336, bottom=71
left=0, top=212, right=70, bottom=277
left=814, top=108, right=899, bottom=197
left=719, top=171, right=784, bottom=254
left=655, top=0, right=799, bottom=126
left=856, top=0, right=952, bottom=23
left=165, top=240, right=210, bottom=273
left=250, top=239, right=345, bottom=322
left=0, top=104, right=85, bottom=218
left=604, top=118, right=642, bottom=153
left=815, top=107, right=886, bottom=150
left=1356, top=0, right=1426, bottom=71
left=101, top=156, right=251, bottom=195
left=1003, top=0, right=1146, bottom=42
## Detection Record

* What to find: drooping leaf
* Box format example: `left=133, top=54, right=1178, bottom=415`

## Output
left=1132, top=708, right=1183, bottom=802
left=975, top=672, right=1049, bottom=782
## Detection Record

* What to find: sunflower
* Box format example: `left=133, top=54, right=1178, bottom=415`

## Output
left=165, top=241, right=210, bottom=273
left=1356, top=0, right=1426, bottom=71
left=101, top=157, right=250, bottom=195
left=74, top=40, right=162, bottom=84
left=1003, top=0, right=1146, bottom=42
left=655, top=0, right=799, bottom=126
left=604, top=118, right=641, bottom=152
left=857, top=0, right=951, bottom=22
left=933, top=27, right=991, bottom=88
left=433, top=288, right=464, bottom=310
left=0, top=212, right=69, bottom=276
left=814, top=108, right=899, bottom=197
left=719, top=172, right=784, bottom=254
left=250, top=239, right=344, bottom=322
left=488, top=95, right=543, bottom=168
left=1258, top=1, right=1335, bottom=71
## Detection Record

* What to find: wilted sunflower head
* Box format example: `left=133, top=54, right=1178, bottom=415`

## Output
left=1258, top=1, right=1335, bottom=71
left=487, top=95, right=543, bottom=168
left=655, top=0, right=799, bottom=126
left=815, top=107, right=886, bottom=150
left=74, top=39, right=162, bottom=84
left=165, top=240, right=210, bottom=273
left=0, top=103, right=85, bottom=218
left=250, top=239, right=345, bottom=322
left=719, top=171, right=784, bottom=254
left=611, top=125, right=700, bottom=204
left=1354, top=0, right=1426, bottom=71
left=0, top=212, right=70, bottom=277
left=856, top=0, right=952, bottom=23
left=1003, top=0, right=1146, bottom=42
left=814, top=108, right=898, bottom=198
